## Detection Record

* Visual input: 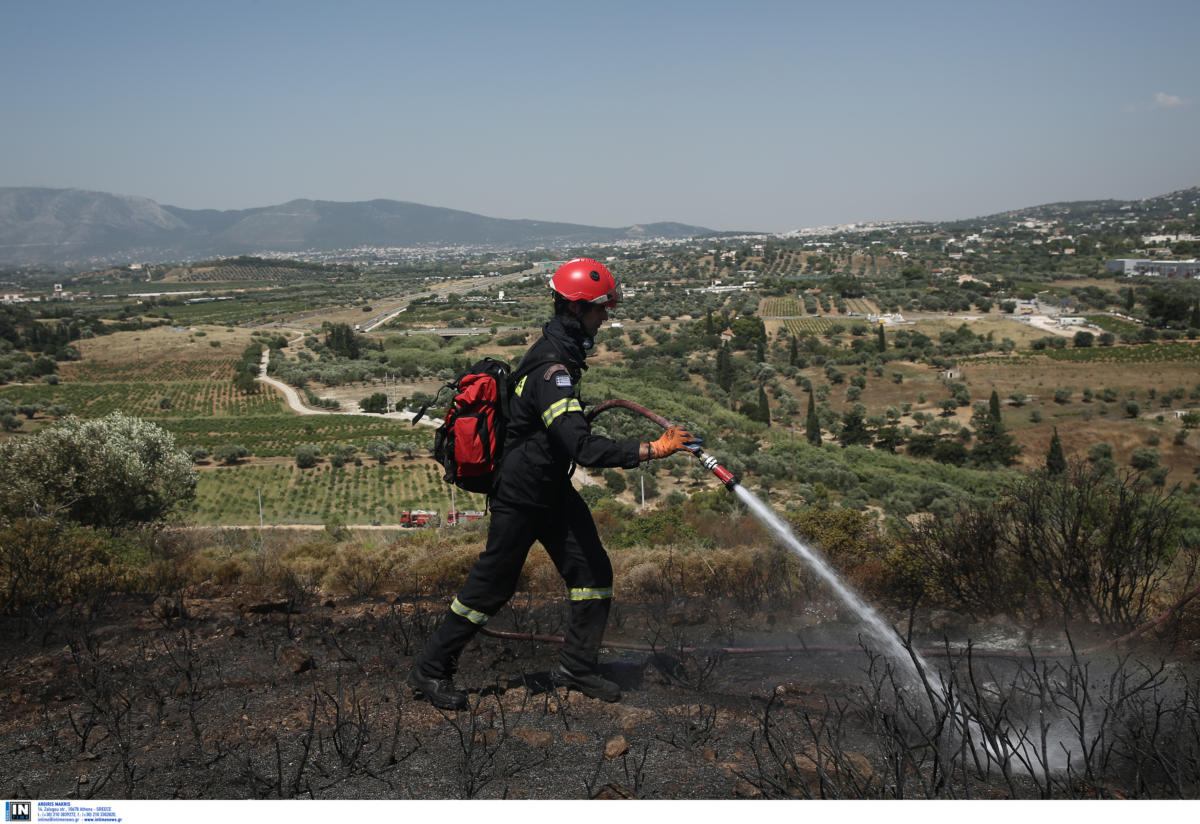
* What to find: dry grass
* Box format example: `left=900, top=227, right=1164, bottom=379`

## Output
left=908, top=313, right=1054, bottom=346
left=764, top=315, right=1200, bottom=485
left=1011, top=416, right=1199, bottom=484
left=960, top=358, right=1198, bottom=404
left=68, top=325, right=259, bottom=365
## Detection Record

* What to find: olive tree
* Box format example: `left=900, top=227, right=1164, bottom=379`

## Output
left=366, top=440, right=394, bottom=464
left=0, top=412, right=197, bottom=530
left=295, top=443, right=322, bottom=469
left=214, top=443, right=248, bottom=465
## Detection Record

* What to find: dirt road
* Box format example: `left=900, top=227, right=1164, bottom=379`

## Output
left=256, top=347, right=439, bottom=425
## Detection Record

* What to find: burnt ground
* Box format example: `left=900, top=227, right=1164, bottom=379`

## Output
left=2, top=587, right=1198, bottom=800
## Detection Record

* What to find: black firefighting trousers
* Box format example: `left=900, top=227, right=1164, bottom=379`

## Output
left=415, top=487, right=613, bottom=679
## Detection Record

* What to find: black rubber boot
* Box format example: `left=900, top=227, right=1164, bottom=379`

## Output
left=407, top=666, right=468, bottom=710
left=551, top=663, right=621, bottom=702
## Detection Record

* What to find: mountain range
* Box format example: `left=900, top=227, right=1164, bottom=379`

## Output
left=0, top=187, right=721, bottom=268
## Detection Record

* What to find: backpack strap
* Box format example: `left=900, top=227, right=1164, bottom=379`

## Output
left=410, top=379, right=455, bottom=426
left=411, top=358, right=509, bottom=426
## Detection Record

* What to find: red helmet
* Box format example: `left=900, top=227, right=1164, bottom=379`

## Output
left=550, top=258, right=621, bottom=307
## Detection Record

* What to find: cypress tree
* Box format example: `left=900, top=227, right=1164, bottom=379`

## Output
left=325, top=323, right=360, bottom=359
left=716, top=343, right=735, bottom=392
left=805, top=389, right=821, bottom=446
left=1046, top=427, right=1067, bottom=475
left=757, top=384, right=771, bottom=426
left=839, top=405, right=871, bottom=446
left=972, top=390, right=1020, bottom=466
left=877, top=323, right=887, bottom=352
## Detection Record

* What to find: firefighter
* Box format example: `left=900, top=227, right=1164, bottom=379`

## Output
left=408, top=258, right=699, bottom=709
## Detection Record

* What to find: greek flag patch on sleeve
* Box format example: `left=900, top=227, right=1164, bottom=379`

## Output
left=555, top=374, right=573, bottom=388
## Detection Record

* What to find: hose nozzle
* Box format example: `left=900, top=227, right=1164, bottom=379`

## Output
left=697, top=450, right=738, bottom=490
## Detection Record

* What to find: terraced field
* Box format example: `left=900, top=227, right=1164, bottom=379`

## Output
left=759, top=297, right=806, bottom=316
left=0, top=379, right=288, bottom=419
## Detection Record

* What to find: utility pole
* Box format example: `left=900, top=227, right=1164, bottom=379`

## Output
left=385, top=372, right=399, bottom=412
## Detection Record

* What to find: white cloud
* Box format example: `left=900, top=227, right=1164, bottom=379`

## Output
left=1149, top=91, right=1190, bottom=109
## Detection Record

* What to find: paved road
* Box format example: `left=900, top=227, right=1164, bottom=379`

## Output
left=391, top=325, right=525, bottom=337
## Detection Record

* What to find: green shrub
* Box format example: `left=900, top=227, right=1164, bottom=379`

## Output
left=359, top=392, right=389, bottom=414
left=295, top=443, right=321, bottom=468
left=0, top=412, right=196, bottom=530
left=214, top=443, right=249, bottom=464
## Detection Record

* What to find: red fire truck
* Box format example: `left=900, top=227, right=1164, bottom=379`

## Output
left=445, top=510, right=486, bottom=526
left=400, top=510, right=440, bottom=528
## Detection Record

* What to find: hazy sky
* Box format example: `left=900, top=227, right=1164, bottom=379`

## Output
left=3, top=0, right=1197, bottom=233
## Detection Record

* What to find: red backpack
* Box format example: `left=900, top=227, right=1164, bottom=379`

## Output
left=417, top=358, right=512, bottom=494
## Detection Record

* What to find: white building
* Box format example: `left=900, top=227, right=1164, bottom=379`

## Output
left=1106, top=259, right=1200, bottom=278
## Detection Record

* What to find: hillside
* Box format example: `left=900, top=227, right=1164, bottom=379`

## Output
left=4, top=184, right=1197, bottom=272
left=958, top=185, right=1200, bottom=228
left=0, top=188, right=719, bottom=268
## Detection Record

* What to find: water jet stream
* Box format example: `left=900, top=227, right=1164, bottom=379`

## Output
left=732, top=484, right=936, bottom=689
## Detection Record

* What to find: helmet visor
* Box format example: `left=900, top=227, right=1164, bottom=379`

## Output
left=588, top=283, right=622, bottom=307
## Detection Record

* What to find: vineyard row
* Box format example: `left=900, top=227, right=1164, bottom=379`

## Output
left=165, top=414, right=431, bottom=456
left=0, top=381, right=287, bottom=419
left=189, top=461, right=485, bottom=525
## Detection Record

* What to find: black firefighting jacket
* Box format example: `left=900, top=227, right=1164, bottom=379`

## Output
left=494, top=316, right=641, bottom=509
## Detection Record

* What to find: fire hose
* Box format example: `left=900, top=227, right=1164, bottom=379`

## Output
left=584, top=398, right=739, bottom=490
left=477, top=398, right=1196, bottom=661
left=480, top=614, right=1199, bottom=660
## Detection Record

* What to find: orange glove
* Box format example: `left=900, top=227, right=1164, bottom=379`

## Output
left=648, top=426, right=701, bottom=459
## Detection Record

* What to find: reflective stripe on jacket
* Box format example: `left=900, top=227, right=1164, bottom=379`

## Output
left=493, top=326, right=639, bottom=509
